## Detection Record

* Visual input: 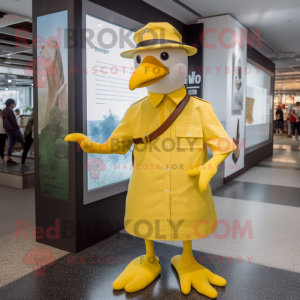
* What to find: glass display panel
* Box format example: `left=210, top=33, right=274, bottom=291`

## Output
left=245, top=63, right=272, bottom=148
left=86, top=14, right=147, bottom=191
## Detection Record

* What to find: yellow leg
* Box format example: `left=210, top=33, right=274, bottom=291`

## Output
left=113, top=239, right=161, bottom=292
left=171, top=240, right=226, bottom=298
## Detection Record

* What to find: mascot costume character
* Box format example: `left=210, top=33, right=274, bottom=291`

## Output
left=66, top=23, right=236, bottom=298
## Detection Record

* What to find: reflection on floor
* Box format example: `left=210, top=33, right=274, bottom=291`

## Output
left=0, top=147, right=300, bottom=299
left=273, top=134, right=300, bottom=150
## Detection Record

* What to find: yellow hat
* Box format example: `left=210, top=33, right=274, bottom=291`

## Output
left=121, top=22, right=197, bottom=58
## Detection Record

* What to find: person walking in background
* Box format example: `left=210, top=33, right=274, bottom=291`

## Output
left=0, top=109, right=8, bottom=164
left=275, top=105, right=284, bottom=135
left=289, top=107, right=300, bottom=141
left=21, top=112, right=34, bottom=166
left=15, top=108, right=25, bottom=136
left=292, top=102, right=300, bottom=141
left=294, top=102, right=300, bottom=118
left=286, top=104, right=294, bottom=137
left=15, top=109, right=21, bottom=125
left=2, top=99, right=25, bottom=165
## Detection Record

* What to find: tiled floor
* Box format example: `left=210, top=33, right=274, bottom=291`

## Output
left=273, top=134, right=300, bottom=146
left=273, top=135, right=300, bottom=150
left=234, top=166, right=300, bottom=187
left=0, top=141, right=300, bottom=299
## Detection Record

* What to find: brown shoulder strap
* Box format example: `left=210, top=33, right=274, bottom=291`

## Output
left=132, top=93, right=190, bottom=145
left=131, top=93, right=190, bottom=166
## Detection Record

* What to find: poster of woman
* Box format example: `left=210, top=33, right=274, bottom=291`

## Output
left=36, top=11, right=69, bottom=201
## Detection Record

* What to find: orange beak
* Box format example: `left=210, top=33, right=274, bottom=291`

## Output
left=129, top=56, right=169, bottom=91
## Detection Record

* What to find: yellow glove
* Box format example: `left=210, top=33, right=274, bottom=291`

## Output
left=188, top=153, right=230, bottom=193
left=65, top=133, right=111, bottom=154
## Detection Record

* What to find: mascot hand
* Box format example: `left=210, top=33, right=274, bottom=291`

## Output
left=65, top=133, right=111, bottom=154
left=65, top=133, right=95, bottom=153
left=188, top=153, right=230, bottom=193
left=188, top=163, right=217, bottom=193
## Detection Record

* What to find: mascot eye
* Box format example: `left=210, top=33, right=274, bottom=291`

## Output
left=136, top=55, right=141, bottom=64
left=160, top=52, right=169, bottom=61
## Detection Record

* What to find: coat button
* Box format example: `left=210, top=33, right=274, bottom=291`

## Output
left=165, top=189, right=169, bottom=193
left=165, top=167, right=169, bottom=171
left=143, top=133, right=146, bottom=136
left=188, top=132, right=191, bottom=136
left=166, top=144, right=169, bottom=148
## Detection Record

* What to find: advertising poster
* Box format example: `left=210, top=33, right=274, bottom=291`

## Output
left=85, top=15, right=147, bottom=192
left=36, top=11, right=69, bottom=200
left=225, top=25, right=246, bottom=178
left=246, top=86, right=268, bottom=125
left=231, top=53, right=244, bottom=115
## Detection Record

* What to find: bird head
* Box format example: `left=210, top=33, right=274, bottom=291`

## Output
left=129, top=48, right=188, bottom=94
left=120, top=22, right=197, bottom=94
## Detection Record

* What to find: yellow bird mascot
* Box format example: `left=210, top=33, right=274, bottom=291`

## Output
left=66, top=23, right=236, bottom=298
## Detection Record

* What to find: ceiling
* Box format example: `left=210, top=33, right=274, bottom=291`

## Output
left=144, top=0, right=300, bottom=93
left=0, top=0, right=299, bottom=92
left=0, top=8, right=33, bottom=90
left=0, top=0, right=32, bottom=19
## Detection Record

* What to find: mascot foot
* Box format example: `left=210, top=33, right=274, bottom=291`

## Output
left=171, top=253, right=226, bottom=298
left=113, top=255, right=161, bottom=293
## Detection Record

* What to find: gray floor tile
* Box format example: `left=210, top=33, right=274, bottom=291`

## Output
left=213, top=181, right=300, bottom=206
left=257, top=164, right=300, bottom=171
left=0, top=232, right=300, bottom=300
left=235, top=166, right=300, bottom=187
left=0, top=185, right=35, bottom=238
left=157, top=197, right=300, bottom=273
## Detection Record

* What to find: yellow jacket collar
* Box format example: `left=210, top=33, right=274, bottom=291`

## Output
left=148, top=86, right=187, bottom=107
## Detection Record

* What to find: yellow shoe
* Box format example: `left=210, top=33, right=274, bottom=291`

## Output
left=171, top=252, right=226, bottom=298
left=113, top=254, right=161, bottom=293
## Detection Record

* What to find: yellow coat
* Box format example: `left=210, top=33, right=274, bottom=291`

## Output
left=108, top=86, right=234, bottom=241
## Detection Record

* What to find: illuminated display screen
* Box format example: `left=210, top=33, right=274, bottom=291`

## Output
left=85, top=14, right=147, bottom=191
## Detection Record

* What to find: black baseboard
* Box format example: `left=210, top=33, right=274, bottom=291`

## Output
left=223, top=167, right=245, bottom=184
left=245, top=142, right=273, bottom=171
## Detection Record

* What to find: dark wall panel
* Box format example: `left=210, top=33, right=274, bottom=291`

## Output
left=34, top=0, right=198, bottom=253
left=73, top=0, right=191, bottom=252
left=247, top=45, right=275, bottom=73
left=33, top=0, right=77, bottom=252
left=185, top=23, right=203, bottom=98
left=244, top=142, right=273, bottom=171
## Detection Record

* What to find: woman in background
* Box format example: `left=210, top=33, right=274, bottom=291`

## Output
left=275, top=105, right=284, bottom=135
left=290, top=103, right=300, bottom=141
left=286, top=104, right=294, bottom=137
left=0, top=109, right=8, bottom=163
left=21, top=111, right=34, bottom=166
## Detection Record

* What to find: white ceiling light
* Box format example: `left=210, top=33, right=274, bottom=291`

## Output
left=8, top=79, right=12, bottom=83
left=5, top=88, right=8, bottom=90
